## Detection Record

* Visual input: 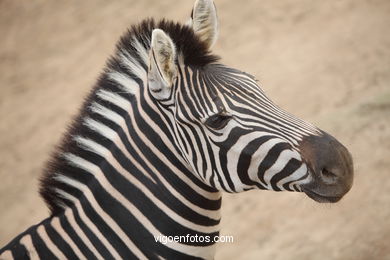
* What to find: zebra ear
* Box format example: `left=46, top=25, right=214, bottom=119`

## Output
left=189, top=0, right=218, bottom=49
left=147, top=29, right=177, bottom=100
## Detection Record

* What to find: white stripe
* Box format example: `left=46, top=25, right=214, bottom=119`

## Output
left=276, top=163, right=308, bottom=190
left=290, top=171, right=312, bottom=190
left=19, top=234, right=38, bottom=260
left=107, top=71, right=139, bottom=94
left=36, top=225, right=67, bottom=260
left=90, top=102, right=124, bottom=125
left=73, top=136, right=109, bottom=158
left=61, top=151, right=219, bottom=233
left=83, top=118, right=117, bottom=140
left=263, top=149, right=302, bottom=189
left=55, top=156, right=216, bottom=259
left=227, top=132, right=279, bottom=191
left=131, top=37, right=149, bottom=66
left=119, top=50, right=147, bottom=80
left=136, top=86, right=220, bottom=199
left=62, top=207, right=105, bottom=260
left=50, top=216, right=86, bottom=259
left=81, top=117, right=156, bottom=184
left=247, top=137, right=283, bottom=187
left=54, top=186, right=147, bottom=259
left=0, top=250, right=13, bottom=260
left=96, top=89, right=131, bottom=111
left=53, top=188, right=122, bottom=260
left=88, top=104, right=220, bottom=220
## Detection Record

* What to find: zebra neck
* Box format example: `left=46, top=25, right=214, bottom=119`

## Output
left=33, top=80, right=224, bottom=258
left=1, top=192, right=222, bottom=259
left=36, top=24, right=223, bottom=257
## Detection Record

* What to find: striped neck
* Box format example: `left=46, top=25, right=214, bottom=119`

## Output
left=35, top=19, right=223, bottom=258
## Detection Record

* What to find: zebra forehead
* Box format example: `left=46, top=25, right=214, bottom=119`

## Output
left=116, top=18, right=220, bottom=68
left=197, top=65, right=260, bottom=97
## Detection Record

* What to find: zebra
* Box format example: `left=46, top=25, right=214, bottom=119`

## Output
left=0, top=0, right=353, bottom=259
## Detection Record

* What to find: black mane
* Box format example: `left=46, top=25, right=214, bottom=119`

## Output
left=120, top=19, right=220, bottom=66
left=39, top=18, right=220, bottom=214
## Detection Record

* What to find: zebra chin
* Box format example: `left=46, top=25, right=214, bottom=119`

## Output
left=302, top=188, right=345, bottom=203
left=298, top=131, right=354, bottom=203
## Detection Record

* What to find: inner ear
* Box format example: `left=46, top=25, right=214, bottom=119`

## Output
left=189, top=0, right=218, bottom=49
left=147, top=29, right=177, bottom=101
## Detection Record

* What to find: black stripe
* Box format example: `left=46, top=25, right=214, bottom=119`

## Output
left=71, top=206, right=115, bottom=259
left=45, top=222, right=79, bottom=259
left=283, top=172, right=309, bottom=191
left=84, top=113, right=221, bottom=212
left=59, top=214, right=97, bottom=259
left=237, top=135, right=275, bottom=189
left=77, top=187, right=137, bottom=258
left=270, top=158, right=302, bottom=191
left=85, top=178, right=217, bottom=258
left=30, top=228, right=58, bottom=259
left=11, top=242, right=30, bottom=260
left=258, top=142, right=292, bottom=185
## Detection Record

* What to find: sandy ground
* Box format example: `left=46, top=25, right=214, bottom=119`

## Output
left=1, top=0, right=389, bottom=259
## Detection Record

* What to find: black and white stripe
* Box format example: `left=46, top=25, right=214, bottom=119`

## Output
left=171, top=64, right=320, bottom=194
left=1, top=1, right=340, bottom=259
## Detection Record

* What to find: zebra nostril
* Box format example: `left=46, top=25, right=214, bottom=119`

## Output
left=320, top=167, right=338, bottom=184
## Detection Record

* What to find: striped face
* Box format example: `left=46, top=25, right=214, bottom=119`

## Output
left=170, top=64, right=319, bottom=193
left=147, top=0, right=352, bottom=202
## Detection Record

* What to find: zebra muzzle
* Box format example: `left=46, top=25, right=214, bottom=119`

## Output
left=299, top=131, right=354, bottom=203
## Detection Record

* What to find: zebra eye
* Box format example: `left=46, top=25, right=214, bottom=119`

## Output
left=204, top=113, right=232, bottom=130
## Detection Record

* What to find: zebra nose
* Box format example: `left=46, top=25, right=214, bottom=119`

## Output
left=299, top=131, right=354, bottom=201
left=316, top=132, right=353, bottom=186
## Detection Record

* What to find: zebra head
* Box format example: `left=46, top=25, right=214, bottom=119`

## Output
left=147, top=0, right=353, bottom=202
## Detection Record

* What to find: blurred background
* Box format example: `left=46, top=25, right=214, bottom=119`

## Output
left=0, top=0, right=389, bottom=259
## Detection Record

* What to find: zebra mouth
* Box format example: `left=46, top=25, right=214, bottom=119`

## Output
left=302, top=188, right=343, bottom=203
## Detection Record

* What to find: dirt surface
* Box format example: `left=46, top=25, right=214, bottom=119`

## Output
left=1, top=0, right=389, bottom=259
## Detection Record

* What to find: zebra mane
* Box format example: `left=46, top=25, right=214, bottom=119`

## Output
left=120, top=18, right=220, bottom=67
left=39, top=18, right=220, bottom=215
